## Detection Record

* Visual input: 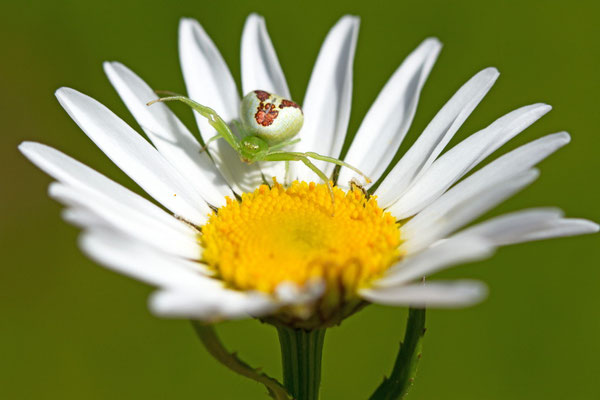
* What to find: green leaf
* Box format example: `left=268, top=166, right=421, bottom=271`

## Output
left=191, top=321, right=292, bottom=400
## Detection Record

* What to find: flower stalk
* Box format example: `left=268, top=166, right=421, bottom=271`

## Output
left=276, top=326, right=327, bottom=400
left=369, top=308, right=426, bottom=400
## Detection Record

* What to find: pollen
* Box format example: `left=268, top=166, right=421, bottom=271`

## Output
left=200, top=181, right=402, bottom=296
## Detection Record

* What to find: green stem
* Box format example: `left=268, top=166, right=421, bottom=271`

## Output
left=369, top=308, right=426, bottom=400
left=191, top=321, right=291, bottom=400
left=276, top=326, right=327, bottom=400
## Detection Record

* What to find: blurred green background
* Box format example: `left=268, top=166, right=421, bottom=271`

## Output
left=1, top=0, right=599, bottom=399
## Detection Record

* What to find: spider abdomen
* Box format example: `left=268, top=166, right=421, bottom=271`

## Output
left=240, top=90, right=304, bottom=145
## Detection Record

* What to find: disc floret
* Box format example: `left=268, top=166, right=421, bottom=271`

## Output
left=201, top=180, right=402, bottom=328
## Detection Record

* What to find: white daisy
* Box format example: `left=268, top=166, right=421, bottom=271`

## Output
left=20, top=14, right=598, bottom=328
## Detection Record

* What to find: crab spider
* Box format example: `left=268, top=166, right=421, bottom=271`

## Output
left=147, top=90, right=370, bottom=209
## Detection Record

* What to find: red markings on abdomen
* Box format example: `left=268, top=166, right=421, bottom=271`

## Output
left=255, top=103, right=279, bottom=126
left=279, top=99, right=300, bottom=110
left=254, top=90, right=271, bottom=102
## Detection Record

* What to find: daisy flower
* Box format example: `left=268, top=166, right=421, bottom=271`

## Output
left=19, top=13, right=597, bottom=399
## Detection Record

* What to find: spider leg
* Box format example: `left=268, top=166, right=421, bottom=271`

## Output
left=267, top=138, right=301, bottom=152
left=304, top=152, right=372, bottom=184
left=284, top=160, right=290, bottom=184
left=199, top=133, right=223, bottom=154
left=147, top=96, right=241, bottom=152
left=263, top=152, right=336, bottom=213
left=298, top=157, right=335, bottom=207
left=153, top=90, right=184, bottom=97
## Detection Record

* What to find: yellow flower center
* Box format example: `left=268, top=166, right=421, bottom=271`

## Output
left=200, top=181, right=401, bottom=296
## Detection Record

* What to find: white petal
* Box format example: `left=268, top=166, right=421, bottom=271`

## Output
left=516, top=218, right=599, bottom=242
left=49, top=183, right=201, bottom=260
left=80, top=230, right=214, bottom=289
left=275, top=280, right=326, bottom=305
left=401, top=132, right=571, bottom=249
left=454, top=208, right=564, bottom=246
left=179, top=18, right=263, bottom=193
left=103, top=61, right=233, bottom=206
left=241, top=13, right=290, bottom=98
left=375, top=236, right=494, bottom=288
left=338, top=38, right=442, bottom=187
left=83, top=231, right=273, bottom=321
left=375, top=68, right=500, bottom=207
left=149, top=289, right=277, bottom=320
left=62, top=208, right=108, bottom=228
left=360, top=280, right=488, bottom=308
left=402, top=169, right=540, bottom=253
left=178, top=18, right=239, bottom=137
left=55, top=87, right=211, bottom=225
left=241, top=13, right=292, bottom=183
left=19, top=142, right=196, bottom=235
left=389, top=103, right=551, bottom=218
left=458, top=211, right=598, bottom=245
left=287, top=15, right=359, bottom=183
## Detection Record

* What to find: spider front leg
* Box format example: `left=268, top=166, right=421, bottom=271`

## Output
left=147, top=96, right=242, bottom=152
left=262, top=152, right=336, bottom=211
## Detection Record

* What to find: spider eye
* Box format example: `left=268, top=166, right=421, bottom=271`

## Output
left=240, top=136, right=268, bottom=155
left=240, top=90, right=304, bottom=145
